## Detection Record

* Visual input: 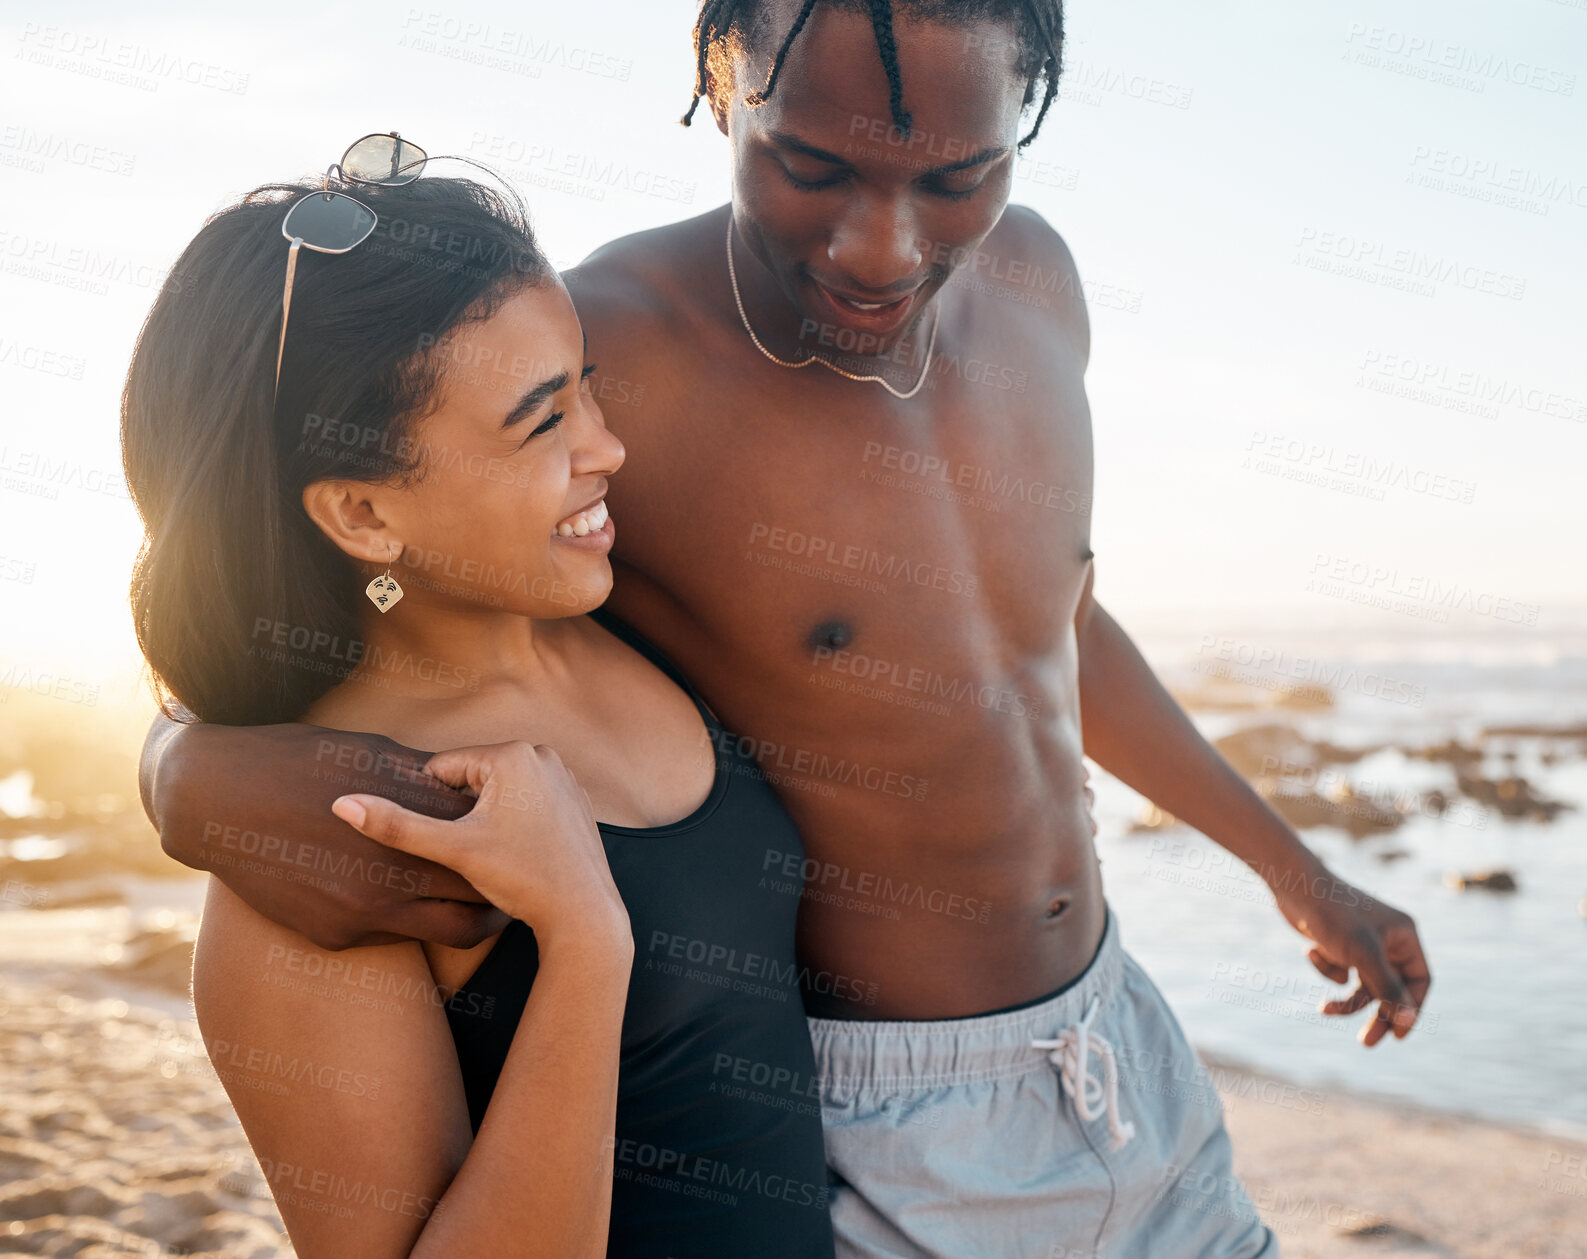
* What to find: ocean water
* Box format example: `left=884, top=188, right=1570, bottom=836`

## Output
left=1102, top=611, right=1587, bottom=1140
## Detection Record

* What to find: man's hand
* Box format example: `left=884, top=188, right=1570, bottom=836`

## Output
left=147, top=718, right=511, bottom=951
left=1270, top=867, right=1432, bottom=1047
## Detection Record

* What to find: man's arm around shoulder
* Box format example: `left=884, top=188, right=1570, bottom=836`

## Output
left=138, top=711, right=506, bottom=951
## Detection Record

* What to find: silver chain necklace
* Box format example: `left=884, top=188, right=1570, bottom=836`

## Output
left=725, top=220, right=939, bottom=401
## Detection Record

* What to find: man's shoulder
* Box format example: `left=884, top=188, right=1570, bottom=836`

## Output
left=564, top=205, right=729, bottom=335
left=981, top=204, right=1089, bottom=361
left=562, top=208, right=732, bottom=428
left=991, top=204, right=1079, bottom=275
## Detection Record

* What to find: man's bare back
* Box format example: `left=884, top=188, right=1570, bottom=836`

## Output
left=571, top=201, right=1102, bottom=1017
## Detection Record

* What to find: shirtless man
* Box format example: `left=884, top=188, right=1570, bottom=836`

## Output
left=142, top=3, right=1430, bottom=1255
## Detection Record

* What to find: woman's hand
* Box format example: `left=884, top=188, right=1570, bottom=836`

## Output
left=331, top=741, right=630, bottom=954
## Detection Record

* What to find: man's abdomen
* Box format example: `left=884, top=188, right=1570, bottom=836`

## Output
left=784, top=711, right=1108, bottom=1020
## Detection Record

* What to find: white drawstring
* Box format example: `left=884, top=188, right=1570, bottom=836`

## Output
left=1031, top=995, right=1136, bottom=1151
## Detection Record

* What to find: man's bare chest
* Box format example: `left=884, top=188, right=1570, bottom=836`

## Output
left=604, top=341, right=1095, bottom=691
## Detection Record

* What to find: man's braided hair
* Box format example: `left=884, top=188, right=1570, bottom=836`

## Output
left=682, top=0, right=1065, bottom=149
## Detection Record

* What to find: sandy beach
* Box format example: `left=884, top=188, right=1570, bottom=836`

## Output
left=1, top=911, right=1583, bottom=1258
left=1210, top=1052, right=1587, bottom=1259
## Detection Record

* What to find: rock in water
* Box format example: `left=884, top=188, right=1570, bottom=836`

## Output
left=1443, top=869, right=1518, bottom=892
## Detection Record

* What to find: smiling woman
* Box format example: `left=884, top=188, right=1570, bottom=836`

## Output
left=113, top=160, right=838, bottom=1259
left=121, top=177, right=554, bottom=726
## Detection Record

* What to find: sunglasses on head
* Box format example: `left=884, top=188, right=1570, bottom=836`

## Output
left=273, top=131, right=429, bottom=398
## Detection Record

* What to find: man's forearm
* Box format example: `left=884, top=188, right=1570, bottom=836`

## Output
left=140, top=712, right=236, bottom=874
left=1076, top=600, right=1434, bottom=1041
left=1076, top=600, right=1326, bottom=888
left=135, top=715, right=505, bottom=948
left=139, top=709, right=191, bottom=836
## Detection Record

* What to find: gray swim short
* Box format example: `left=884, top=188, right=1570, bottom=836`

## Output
left=808, top=908, right=1278, bottom=1258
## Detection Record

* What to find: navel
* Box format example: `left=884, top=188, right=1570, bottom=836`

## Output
left=1043, top=897, right=1071, bottom=921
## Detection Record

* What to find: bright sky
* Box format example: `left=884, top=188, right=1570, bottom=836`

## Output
left=1, top=0, right=1583, bottom=697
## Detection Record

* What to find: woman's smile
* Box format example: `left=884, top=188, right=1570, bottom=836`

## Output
left=551, top=497, right=615, bottom=552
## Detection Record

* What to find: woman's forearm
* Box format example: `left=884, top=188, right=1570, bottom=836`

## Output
left=410, top=931, right=633, bottom=1259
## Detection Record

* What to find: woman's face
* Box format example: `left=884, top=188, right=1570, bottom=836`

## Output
left=332, top=278, right=626, bottom=619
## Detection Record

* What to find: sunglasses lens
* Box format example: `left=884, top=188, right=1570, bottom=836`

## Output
left=342, top=134, right=427, bottom=185
left=282, top=192, right=377, bottom=251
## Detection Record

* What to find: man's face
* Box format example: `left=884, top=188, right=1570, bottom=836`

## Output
left=716, top=4, right=1030, bottom=358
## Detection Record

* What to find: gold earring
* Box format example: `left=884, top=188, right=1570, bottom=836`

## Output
left=365, top=544, right=404, bottom=613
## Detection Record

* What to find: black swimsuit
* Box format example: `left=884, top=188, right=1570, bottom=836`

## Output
left=445, top=607, right=836, bottom=1258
